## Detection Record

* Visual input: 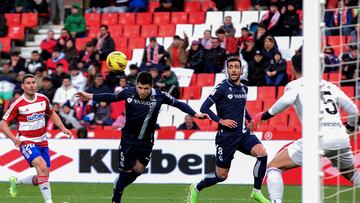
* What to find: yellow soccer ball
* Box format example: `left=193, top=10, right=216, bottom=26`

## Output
left=106, top=51, right=128, bottom=72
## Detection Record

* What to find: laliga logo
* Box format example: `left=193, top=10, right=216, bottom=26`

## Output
left=27, top=113, right=45, bottom=121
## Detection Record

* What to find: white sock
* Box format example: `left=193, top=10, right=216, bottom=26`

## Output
left=38, top=176, right=52, bottom=203
left=266, top=167, right=283, bottom=203
left=351, top=171, right=360, bottom=186
left=17, top=175, right=37, bottom=185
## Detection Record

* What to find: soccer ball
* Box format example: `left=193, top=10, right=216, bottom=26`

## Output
left=106, top=51, right=128, bottom=72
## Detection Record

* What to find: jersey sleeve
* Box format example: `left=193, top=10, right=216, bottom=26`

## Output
left=268, top=84, right=297, bottom=115
left=115, top=88, right=131, bottom=101
left=161, top=91, right=176, bottom=105
left=44, top=96, right=54, bottom=115
left=208, top=84, right=225, bottom=103
left=333, top=85, right=359, bottom=126
left=2, top=103, right=19, bottom=123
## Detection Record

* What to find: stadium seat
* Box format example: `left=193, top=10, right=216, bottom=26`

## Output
left=146, top=37, right=164, bottom=46
left=101, top=13, right=118, bottom=26
left=328, top=72, right=340, bottom=83
left=277, top=86, right=286, bottom=98
left=269, top=113, right=289, bottom=127
left=171, top=12, right=188, bottom=24
left=193, top=24, right=211, bottom=39
left=205, top=11, right=223, bottom=26
left=289, top=113, right=301, bottom=131
left=163, top=37, right=173, bottom=49
left=5, top=13, right=20, bottom=26
left=132, top=48, right=145, bottom=65
left=75, top=37, right=91, bottom=51
left=181, top=86, right=201, bottom=100
left=224, top=11, right=241, bottom=24
left=114, top=37, right=128, bottom=51
left=290, top=36, right=303, bottom=50
left=235, top=0, right=251, bottom=11
left=275, top=36, right=290, bottom=50
left=119, top=13, right=136, bottom=25
left=7, top=26, right=25, bottom=40
left=196, top=73, right=215, bottom=87
left=200, top=86, right=214, bottom=100
left=136, top=13, right=153, bottom=25
left=148, top=1, right=160, bottom=12
left=158, top=24, right=176, bottom=37
left=108, top=25, right=123, bottom=39
left=141, top=24, right=158, bottom=38
left=187, top=100, right=202, bottom=111
left=123, top=24, right=140, bottom=37
left=84, top=13, right=101, bottom=26
left=184, top=1, right=201, bottom=12
left=258, top=87, right=276, bottom=100
left=128, top=37, right=146, bottom=49
left=121, top=48, right=132, bottom=60
left=87, top=26, right=99, bottom=38
left=327, top=36, right=347, bottom=55
left=188, top=11, right=206, bottom=24
left=21, top=13, right=38, bottom=27
left=246, top=100, right=263, bottom=115
left=241, top=11, right=259, bottom=27
left=0, top=37, right=11, bottom=53
left=193, top=118, right=211, bottom=130
left=201, top=0, right=211, bottom=12
left=110, top=101, right=125, bottom=120
left=297, top=10, right=303, bottom=23
left=215, top=73, right=226, bottom=85
left=340, top=86, right=354, bottom=98
left=262, top=99, right=276, bottom=111
left=153, top=12, right=171, bottom=25
left=175, top=24, right=193, bottom=39
left=157, top=113, right=173, bottom=127
left=157, top=126, right=177, bottom=139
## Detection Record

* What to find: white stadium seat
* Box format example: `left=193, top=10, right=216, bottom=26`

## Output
left=290, top=36, right=303, bottom=50
left=131, top=49, right=144, bottom=65
left=193, top=24, right=212, bottom=39
left=275, top=36, right=290, bottom=49
left=146, top=37, right=164, bottom=46
left=241, top=11, right=259, bottom=27
left=163, top=37, right=173, bottom=49
left=176, top=24, right=193, bottom=38
left=224, top=11, right=241, bottom=24
left=205, top=11, right=224, bottom=26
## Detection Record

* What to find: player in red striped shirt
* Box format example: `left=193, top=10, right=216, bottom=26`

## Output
left=0, top=74, right=72, bottom=203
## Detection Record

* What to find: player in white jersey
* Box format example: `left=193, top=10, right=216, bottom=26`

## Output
left=253, top=53, right=360, bottom=203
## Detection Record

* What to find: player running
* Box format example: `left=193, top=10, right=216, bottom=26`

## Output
left=75, top=71, right=207, bottom=203
left=253, top=52, right=360, bottom=203
left=1, top=74, right=72, bottom=203
left=186, top=57, right=270, bottom=203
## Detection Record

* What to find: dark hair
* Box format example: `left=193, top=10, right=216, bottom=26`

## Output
left=100, top=24, right=108, bottom=30
left=86, top=41, right=94, bottom=47
left=62, top=75, right=71, bottom=81
left=136, top=71, right=153, bottom=86
left=32, top=50, right=39, bottom=54
left=163, top=65, right=171, bottom=71
left=227, top=57, right=242, bottom=67
left=119, top=75, right=127, bottom=80
left=291, top=53, right=302, bottom=73
left=173, top=35, right=181, bottom=40
left=241, top=27, right=249, bottom=32
left=216, top=28, right=226, bottom=35
left=56, top=63, right=64, bottom=68
left=129, top=64, right=138, bottom=70
left=77, top=128, right=88, bottom=139
left=22, top=74, right=35, bottom=83
left=95, top=73, right=103, bottom=78
left=149, top=36, right=157, bottom=42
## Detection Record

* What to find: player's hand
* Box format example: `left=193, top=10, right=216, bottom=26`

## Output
left=345, top=123, right=355, bottom=136
left=253, top=112, right=265, bottom=128
left=75, top=91, right=93, bottom=101
left=247, top=120, right=255, bottom=132
left=195, top=113, right=208, bottom=119
left=62, top=128, right=73, bottom=139
left=219, top=119, right=237, bottom=128
left=11, top=137, right=21, bottom=147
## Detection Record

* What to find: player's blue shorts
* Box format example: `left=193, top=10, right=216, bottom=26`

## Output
left=20, top=144, right=51, bottom=168
left=215, top=130, right=261, bottom=168
left=118, top=141, right=152, bottom=171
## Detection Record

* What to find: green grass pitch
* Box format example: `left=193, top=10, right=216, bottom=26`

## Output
left=0, top=183, right=358, bottom=203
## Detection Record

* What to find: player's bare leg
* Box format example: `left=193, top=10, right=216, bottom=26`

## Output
left=112, top=160, right=144, bottom=203
left=32, top=156, right=53, bottom=203
left=266, top=149, right=299, bottom=203
left=250, top=144, right=270, bottom=203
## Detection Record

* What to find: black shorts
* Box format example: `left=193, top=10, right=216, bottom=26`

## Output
left=118, top=142, right=153, bottom=171
left=215, top=130, right=261, bottom=168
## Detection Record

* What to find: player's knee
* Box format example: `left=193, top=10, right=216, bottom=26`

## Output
left=216, top=171, right=228, bottom=180
left=133, top=165, right=145, bottom=173
left=37, top=164, right=49, bottom=176
left=253, top=144, right=268, bottom=157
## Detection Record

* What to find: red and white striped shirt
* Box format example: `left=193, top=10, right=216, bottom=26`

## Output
left=2, top=93, right=53, bottom=147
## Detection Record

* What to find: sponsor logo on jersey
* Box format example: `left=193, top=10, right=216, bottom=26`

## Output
left=227, top=94, right=233, bottom=99
left=128, top=98, right=156, bottom=106
left=27, top=113, right=45, bottom=121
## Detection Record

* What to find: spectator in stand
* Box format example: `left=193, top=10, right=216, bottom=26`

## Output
left=34, top=68, right=46, bottom=90
left=254, top=23, right=268, bottom=49
left=59, top=100, right=82, bottom=130
left=30, top=0, right=48, bottom=14
left=251, top=0, right=270, bottom=10
left=154, top=0, right=184, bottom=12
left=9, top=51, right=26, bottom=73
left=63, top=40, right=78, bottom=65
left=186, top=40, right=205, bottom=73
left=102, top=0, right=129, bottom=13
left=265, top=51, right=287, bottom=86
left=93, top=24, right=115, bottom=61
left=248, top=50, right=268, bottom=86
left=156, top=65, right=180, bottom=98
left=12, top=0, right=33, bottom=13
left=324, top=45, right=340, bottom=73
left=27, top=51, right=45, bottom=74
left=281, top=1, right=301, bottom=36
left=79, top=42, right=98, bottom=69
left=126, top=64, right=138, bottom=87
left=260, top=2, right=282, bottom=36
left=49, top=0, right=64, bottom=25
left=149, top=67, right=161, bottom=87
left=14, top=71, right=26, bottom=92
left=106, top=71, right=125, bottom=91
left=40, top=30, right=57, bottom=61
left=219, top=16, right=236, bottom=37
left=324, top=0, right=357, bottom=36
left=199, top=30, right=212, bottom=50
left=216, top=28, right=238, bottom=56
left=38, top=76, right=56, bottom=101
left=240, top=36, right=256, bottom=64
left=127, top=0, right=149, bottom=12
left=0, top=63, right=17, bottom=80
left=0, top=13, right=8, bottom=37
left=208, top=0, right=234, bottom=11
left=350, top=24, right=360, bottom=43
left=53, top=75, right=77, bottom=106
left=341, top=45, right=359, bottom=85
left=204, top=37, right=226, bottom=73
left=86, top=74, right=111, bottom=94
left=94, top=102, right=113, bottom=126
left=0, top=63, right=16, bottom=110
left=65, top=3, right=86, bottom=38
left=177, top=115, right=200, bottom=130
left=46, top=48, right=69, bottom=74
left=86, top=0, right=111, bottom=13
left=0, top=0, right=14, bottom=13
left=167, top=34, right=189, bottom=68
left=141, top=37, right=168, bottom=72
left=70, top=66, right=87, bottom=91
left=238, top=27, right=251, bottom=50
left=112, top=112, right=126, bottom=129
left=114, top=75, right=127, bottom=92
left=261, top=36, right=278, bottom=62
left=56, top=28, right=73, bottom=51
left=50, top=63, right=69, bottom=88
left=86, top=64, right=99, bottom=88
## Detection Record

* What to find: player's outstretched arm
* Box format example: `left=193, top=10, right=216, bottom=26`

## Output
left=171, top=100, right=207, bottom=119
left=200, top=98, right=237, bottom=128
left=0, top=120, right=21, bottom=147
left=75, top=91, right=94, bottom=100
left=49, top=111, right=73, bottom=138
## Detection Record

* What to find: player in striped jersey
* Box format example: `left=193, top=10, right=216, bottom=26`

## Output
left=1, top=74, right=72, bottom=203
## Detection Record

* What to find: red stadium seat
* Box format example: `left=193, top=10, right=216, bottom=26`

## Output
left=246, top=100, right=263, bottom=115
left=193, top=118, right=211, bottom=131
left=196, top=73, right=215, bottom=87
left=7, top=26, right=25, bottom=40
left=269, top=113, right=289, bottom=127
left=258, top=87, right=276, bottom=100
left=235, top=0, right=251, bottom=11
left=136, top=13, right=153, bottom=25
left=188, top=11, right=205, bottom=24
left=171, top=12, right=188, bottom=24
left=75, top=37, right=91, bottom=51
left=119, top=13, right=136, bottom=25
left=21, top=13, right=38, bottom=27
left=5, top=13, right=20, bottom=26
left=88, top=26, right=99, bottom=38
left=157, top=126, right=177, bottom=139
left=297, top=10, right=303, bottom=23
left=0, top=37, right=11, bottom=53
left=148, top=1, right=160, bottom=12
left=184, top=1, right=201, bottom=12
left=121, top=48, right=133, bottom=60
left=110, top=101, right=125, bottom=120
left=277, top=86, right=286, bottom=98
left=289, top=112, right=301, bottom=131
left=141, top=24, right=158, bottom=38
left=158, top=24, right=176, bottom=37
left=153, top=12, right=171, bottom=25
left=84, top=13, right=101, bottom=26
left=201, top=0, right=211, bottom=12
left=263, top=99, right=276, bottom=111
left=128, top=37, right=146, bottom=49
left=181, top=86, right=201, bottom=100
left=190, top=74, right=197, bottom=86
left=326, top=36, right=347, bottom=55
left=114, top=37, right=128, bottom=51
left=123, top=24, right=140, bottom=37
left=108, top=25, right=123, bottom=39
left=340, top=86, right=354, bottom=98
left=101, top=13, right=118, bottom=26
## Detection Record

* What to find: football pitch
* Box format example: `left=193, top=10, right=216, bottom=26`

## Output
left=0, top=183, right=358, bottom=203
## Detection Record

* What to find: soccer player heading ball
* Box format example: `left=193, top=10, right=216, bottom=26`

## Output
left=187, top=57, right=270, bottom=203
left=76, top=71, right=207, bottom=203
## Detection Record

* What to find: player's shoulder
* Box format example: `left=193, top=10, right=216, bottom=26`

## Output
left=36, top=93, right=50, bottom=101
left=215, top=79, right=230, bottom=90
left=320, top=80, right=342, bottom=93
left=8, top=95, right=25, bottom=110
left=120, top=86, right=136, bottom=94
left=285, top=77, right=303, bottom=91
